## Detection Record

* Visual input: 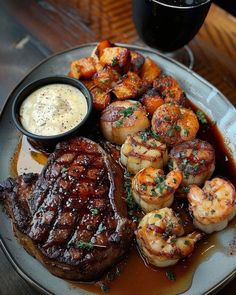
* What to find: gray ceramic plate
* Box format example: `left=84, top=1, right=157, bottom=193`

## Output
left=0, top=43, right=235, bottom=295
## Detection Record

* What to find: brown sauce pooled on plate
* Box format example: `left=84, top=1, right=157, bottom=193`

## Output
left=10, top=105, right=236, bottom=294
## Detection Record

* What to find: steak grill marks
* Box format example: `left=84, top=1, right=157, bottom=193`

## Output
left=27, top=138, right=120, bottom=264
left=0, top=137, right=133, bottom=280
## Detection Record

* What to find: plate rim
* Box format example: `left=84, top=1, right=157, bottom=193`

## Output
left=0, top=42, right=235, bottom=295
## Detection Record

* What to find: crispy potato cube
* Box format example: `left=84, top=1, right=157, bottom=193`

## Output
left=153, top=75, right=185, bottom=105
left=141, top=88, right=164, bottom=115
left=82, top=79, right=94, bottom=90
left=113, top=72, right=142, bottom=100
left=100, top=47, right=130, bottom=69
left=95, top=40, right=113, bottom=59
left=70, top=57, right=97, bottom=80
left=67, top=71, right=73, bottom=78
left=91, top=87, right=111, bottom=111
left=140, top=57, right=161, bottom=86
left=93, top=66, right=121, bottom=91
left=130, top=51, right=145, bottom=73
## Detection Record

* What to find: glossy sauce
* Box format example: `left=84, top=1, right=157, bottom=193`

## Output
left=20, top=84, right=87, bottom=136
left=10, top=112, right=236, bottom=294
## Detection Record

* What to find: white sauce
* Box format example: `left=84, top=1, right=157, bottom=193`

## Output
left=20, top=84, right=88, bottom=136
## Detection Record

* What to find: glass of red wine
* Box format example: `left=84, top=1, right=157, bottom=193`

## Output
left=132, top=0, right=212, bottom=68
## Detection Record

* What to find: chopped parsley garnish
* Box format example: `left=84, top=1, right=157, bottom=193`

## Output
left=115, top=106, right=137, bottom=127
left=196, top=110, right=208, bottom=124
left=90, top=208, right=99, bottom=215
left=173, top=124, right=181, bottom=132
left=119, top=106, right=136, bottom=117
left=99, top=78, right=109, bottom=84
left=183, top=128, right=189, bottom=137
left=184, top=240, right=190, bottom=245
left=61, top=167, right=68, bottom=173
left=182, top=186, right=190, bottom=193
left=141, top=184, right=147, bottom=191
left=184, top=171, right=190, bottom=179
left=152, top=131, right=162, bottom=141
left=111, top=57, right=118, bottom=66
left=75, top=241, right=94, bottom=250
left=154, top=213, right=162, bottom=219
left=140, top=131, right=148, bottom=142
left=155, top=175, right=165, bottom=184
left=151, top=188, right=158, bottom=196
left=150, top=141, right=157, bottom=148
left=208, top=195, right=214, bottom=201
left=192, top=149, right=198, bottom=157
left=100, top=282, right=109, bottom=292
left=124, top=175, right=138, bottom=210
left=115, top=119, right=123, bottom=127
left=97, top=222, right=106, bottom=234
left=166, top=271, right=176, bottom=281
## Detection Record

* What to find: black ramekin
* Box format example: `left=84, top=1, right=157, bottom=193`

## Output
left=12, top=76, right=92, bottom=152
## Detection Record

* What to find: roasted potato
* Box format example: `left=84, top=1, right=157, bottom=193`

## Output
left=94, top=40, right=113, bottom=59
left=100, top=47, right=130, bottom=70
left=129, top=51, right=145, bottom=73
left=141, top=88, right=164, bottom=115
left=140, top=57, right=161, bottom=86
left=153, top=75, right=186, bottom=105
left=91, top=87, right=111, bottom=111
left=92, top=66, right=121, bottom=91
left=70, top=57, right=97, bottom=80
left=113, top=72, right=143, bottom=100
left=82, top=79, right=111, bottom=111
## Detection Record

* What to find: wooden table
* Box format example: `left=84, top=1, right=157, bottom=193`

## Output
left=0, top=1, right=235, bottom=294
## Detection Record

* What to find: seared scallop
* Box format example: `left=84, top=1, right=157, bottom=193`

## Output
left=100, top=100, right=150, bottom=145
left=120, top=131, right=168, bottom=174
left=132, top=167, right=182, bottom=212
left=151, top=103, right=199, bottom=146
left=136, top=208, right=202, bottom=267
left=187, top=177, right=236, bottom=234
left=169, top=139, right=215, bottom=187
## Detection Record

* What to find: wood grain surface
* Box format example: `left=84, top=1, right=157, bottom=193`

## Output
left=0, top=1, right=235, bottom=295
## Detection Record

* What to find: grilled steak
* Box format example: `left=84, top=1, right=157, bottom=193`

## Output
left=0, top=137, right=133, bottom=281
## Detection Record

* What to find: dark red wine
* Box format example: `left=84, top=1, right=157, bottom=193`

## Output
left=132, top=0, right=211, bottom=52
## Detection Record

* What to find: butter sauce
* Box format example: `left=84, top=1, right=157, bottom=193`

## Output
left=20, top=84, right=87, bottom=136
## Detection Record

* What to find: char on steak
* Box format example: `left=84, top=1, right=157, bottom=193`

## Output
left=0, top=137, right=134, bottom=281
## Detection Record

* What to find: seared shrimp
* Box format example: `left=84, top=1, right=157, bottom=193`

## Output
left=153, top=75, right=185, bottom=105
left=120, top=131, right=168, bottom=175
left=132, top=167, right=182, bottom=212
left=136, top=208, right=202, bottom=267
left=169, top=139, right=215, bottom=187
left=151, top=103, right=199, bottom=146
left=188, top=177, right=236, bottom=234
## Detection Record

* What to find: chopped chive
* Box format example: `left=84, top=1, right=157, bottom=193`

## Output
left=166, top=271, right=176, bottom=281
